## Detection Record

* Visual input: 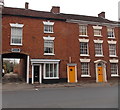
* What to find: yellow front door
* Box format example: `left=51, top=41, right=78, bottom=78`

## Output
left=98, top=67, right=103, bottom=82
left=69, top=66, right=76, bottom=83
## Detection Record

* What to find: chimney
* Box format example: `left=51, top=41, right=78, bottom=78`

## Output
left=51, top=6, right=60, bottom=14
left=25, top=2, right=29, bottom=9
left=98, top=12, right=105, bottom=18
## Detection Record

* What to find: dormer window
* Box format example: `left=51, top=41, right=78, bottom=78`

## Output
left=43, top=21, right=54, bottom=33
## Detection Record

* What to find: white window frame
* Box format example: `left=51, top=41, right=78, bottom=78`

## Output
left=43, top=36, right=55, bottom=56
left=80, top=62, right=91, bottom=77
left=43, top=21, right=54, bottom=33
left=43, top=63, right=59, bottom=79
left=110, top=63, right=119, bottom=77
left=94, top=43, right=103, bottom=57
left=79, top=25, right=88, bottom=37
left=108, top=44, right=117, bottom=57
left=93, top=26, right=102, bottom=37
left=107, top=28, right=115, bottom=39
left=10, top=23, right=24, bottom=46
left=79, top=39, right=89, bottom=56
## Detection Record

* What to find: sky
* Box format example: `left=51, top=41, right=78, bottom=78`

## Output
left=3, top=0, right=120, bottom=21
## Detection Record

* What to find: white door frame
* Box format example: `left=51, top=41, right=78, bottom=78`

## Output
left=26, top=55, right=29, bottom=84
left=94, top=60, right=107, bottom=82
left=32, top=64, right=42, bottom=84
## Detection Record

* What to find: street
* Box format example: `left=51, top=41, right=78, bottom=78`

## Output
left=2, top=85, right=118, bottom=108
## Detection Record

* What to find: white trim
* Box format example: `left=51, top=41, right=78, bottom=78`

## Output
left=94, top=39, right=103, bottom=43
left=93, top=26, right=102, bottom=29
left=10, top=43, right=23, bottom=46
left=94, top=60, right=107, bottom=64
left=43, top=21, right=54, bottom=25
left=43, top=63, right=59, bottom=79
left=78, top=38, right=89, bottom=42
left=80, top=54, right=89, bottom=56
left=109, top=55, right=118, bottom=58
left=108, top=40, right=117, bottom=44
left=95, top=55, right=104, bottom=57
left=27, top=56, right=29, bottom=84
left=10, top=23, right=24, bottom=28
left=109, top=59, right=118, bottom=63
left=43, top=36, right=55, bottom=41
left=39, top=64, right=42, bottom=83
left=32, top=65, right=34, bottom=84
left=81, top=75, right=91, bottom=77
left=79, top=35, right=88, bottom=37
left=80, top=59, right=91, bottom=62
left=31, top=59, right=60, bottom=64
left=111, top=74, right=119, bottom=77
left=44, top=53, right=55, bottom=56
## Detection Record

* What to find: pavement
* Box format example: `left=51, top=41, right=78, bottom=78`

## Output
left=1, top=80, right=119, bottom=91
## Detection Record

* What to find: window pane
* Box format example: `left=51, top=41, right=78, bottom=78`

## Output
left=108, top=28, right=114, bottom=38
left=111, top=63, right=118, bottom=75
left=95, top=43, right=102, bottom=55
left=81, top=63, right=89, bottom=75
left=80, top=42, right=88, bottom=54
left=44, top=25, right=53, bottom=33
left=80, top=26, right=87, bottom=35
left=109, top=44, right=116, bottom=56
left=54, top=64, right=57, bottom=77
left=94, top=29, right=101, bottom=35
left=11, top=27, right=22, bottom=44
left=44, top=40, right=54, bottom=54
left=46, top=64, right=49, bottom=77
left=50, top=64, right=53, bottom=77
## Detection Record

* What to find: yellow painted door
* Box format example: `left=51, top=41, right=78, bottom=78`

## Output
left=98, top=67, right=103, bottom=82
left=69, top=66, right=76, bottom=83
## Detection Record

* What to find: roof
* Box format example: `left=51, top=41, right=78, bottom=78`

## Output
left=2, top=7, right=118, bottom=24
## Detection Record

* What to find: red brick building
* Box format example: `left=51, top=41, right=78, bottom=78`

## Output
left=2, top=3, right=120, bottom=84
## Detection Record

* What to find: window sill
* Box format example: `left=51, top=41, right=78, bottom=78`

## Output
left=109, top=55, right=118, bottom=58
left=95, top=55, right=104, bottom=57
left=10, top=43, right=22, bottom=46
left=80, top=54, right=89, bottom=57
left=44, top=53, right=55, bottom=56
left=94, top=35, right=102, bottom=37
left=108, top=37, right=115, bottom=39
left=44, top=77, right=59, bottom=79
left=79, top=35, right=88, bottom=37
left=111, top=75, right=119, bottom=77
left=44, top=31, right=54, bottom=34
left=81, top=75, right=91, bottom=77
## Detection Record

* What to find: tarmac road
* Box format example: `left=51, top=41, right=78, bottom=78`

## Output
left=2, top=85, right=118, bottom=108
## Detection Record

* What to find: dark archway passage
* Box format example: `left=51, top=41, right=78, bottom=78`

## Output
left=2, top=53, right=28, bottom=82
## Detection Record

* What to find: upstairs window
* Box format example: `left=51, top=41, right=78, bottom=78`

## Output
left=107, top=28, right=115, bottom=38
left=95, top=43, right=103, bottom=56
left=109, top=44, right=116, bottom=56
left=80, top=42, right=88, bottom=55
left=10, top=23, right=24, bottom=45
left=79, top=25, right=87, bottom=36
left=43, top=36, right=55, bottom=55
left=43, top=21, right=54, bottom=33
left=93, top=26, right=102, bottom=37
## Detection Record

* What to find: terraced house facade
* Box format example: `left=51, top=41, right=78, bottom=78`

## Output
left=2, top=3, right=120, bottom=84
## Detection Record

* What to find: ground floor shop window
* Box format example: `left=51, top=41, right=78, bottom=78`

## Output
left=44, top=63, right=59, bottom=79
left=110, top=63, right=118, bottom=76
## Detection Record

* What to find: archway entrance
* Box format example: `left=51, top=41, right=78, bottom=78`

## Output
left=94, top=60, right=107, bottom=82
left=2, top=53, right=29, bottom=82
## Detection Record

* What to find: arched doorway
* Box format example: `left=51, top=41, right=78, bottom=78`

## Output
left=94, top=60, right=107, bottom=82
left=2, top=53, right=29, bottom=83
